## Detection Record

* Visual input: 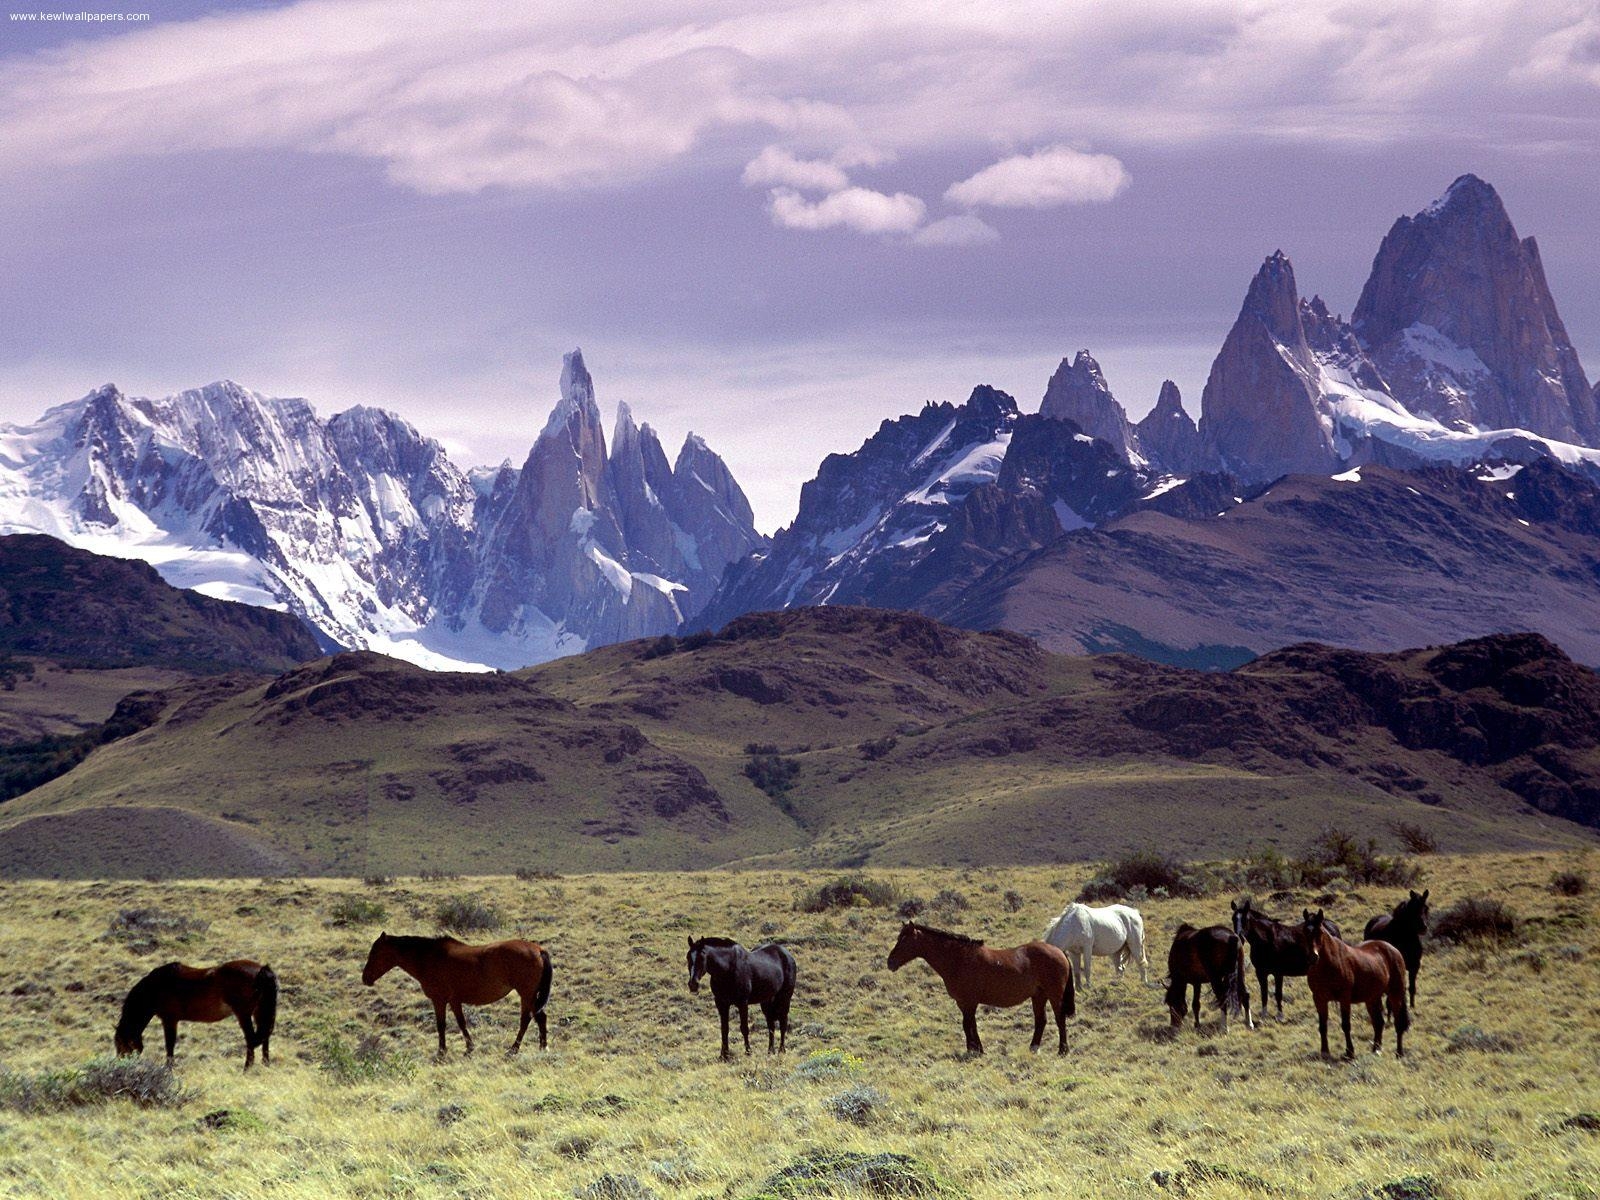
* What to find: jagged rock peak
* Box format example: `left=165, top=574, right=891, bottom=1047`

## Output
left=543, top=348, right=602, bottom=439
left=1151, top=380, right=1185, bottom=417
left=1135, top=380, right=1209, bottom=474
left=1241, top=250, right=1302, bottom=341
left=1040, top=351, right=1140, bottom=462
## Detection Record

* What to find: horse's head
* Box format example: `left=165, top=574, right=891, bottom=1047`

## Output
left=113, top=1024, right=143, bottom=1057
left=1163, top=975, right=1188, bottom=1026
left=886, top=922, right=920, bottom=972
left=686, top=937, right=706, bottom=993
left=1229, top=897, right=1253, bottom=939
left=361, top=932, right=397, bottom=986
left=1401, top=889, right=1430, bottom=932
left=1302, top=908, right=1326, bottom=964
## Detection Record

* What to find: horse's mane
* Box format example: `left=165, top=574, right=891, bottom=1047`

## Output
left=1173, top=922, right=1197, bottom=935
left=116, top=963, right=180, bottom=1039
left=695, top=936, right=738, bottom=948
left=908, top=923, right=984, bottom=946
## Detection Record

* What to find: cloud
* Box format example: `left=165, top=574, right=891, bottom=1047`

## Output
left=946, top=146, right=1130, bottom=208
left=912, top=213, right=1000, bottom=246
left=0, top=1, right=1595, bottom=196
left=742, top=146, right=850, bottom=192
left=768, top=186, right=926, bottom=235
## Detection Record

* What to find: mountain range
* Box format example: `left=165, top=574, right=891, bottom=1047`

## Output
left=3, top=174, right=1599, bottom=670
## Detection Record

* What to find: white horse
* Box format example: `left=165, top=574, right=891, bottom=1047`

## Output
left=1043, top=902, right=1150, bottom=989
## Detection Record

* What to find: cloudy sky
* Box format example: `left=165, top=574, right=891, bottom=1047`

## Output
left=3, top=0, right=1599, bottom=529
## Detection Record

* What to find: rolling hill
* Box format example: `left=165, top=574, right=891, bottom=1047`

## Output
left=2, top=607, right=1596, bottom=878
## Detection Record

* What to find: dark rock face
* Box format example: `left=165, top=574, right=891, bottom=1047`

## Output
left=1040, top=350, right=1143, bottom=463
left=1198, top=252, right=1345, bottom=482
left=1134, top=381, right=1210, bottom=475
left=1352, top=174, right=1598, bottom=443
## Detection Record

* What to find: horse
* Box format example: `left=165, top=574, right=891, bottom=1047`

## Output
left=1231, top=897, right=1341, bottom=1020
left=114, top=960, right=277, bottom=1069
left=1042, top=901, right=1150, bottom=989
left=686, top=937, right=797, bottom=1060
left=1302, top=908, right=1409, bottom=1059
left=886, top=922, right=1074, bottom=1056
left=361, top=932, right=552, bottom=1056
left=1363, top=889, right=1429, bottom=1008
left=1164, top=924, right=1252, bottom=1032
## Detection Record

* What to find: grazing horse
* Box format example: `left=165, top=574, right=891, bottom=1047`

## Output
left=886, top=922, right=1074, bottom=1056
left=1043, top=902, right=1150, bottom=989
left=1363, top=889, right=1429, bottom=1008
left=1302, top=909, right=1409, bottom=1059
left=1231, top=897, right=1341, bottom=1020
left=1164, top=924, right=1252, bottom=1032
left=114, top=960, right=277, bottom=1069
left=686, top=937, right=797, bottom=1060
left=361, top=932, right=551, bottom=1055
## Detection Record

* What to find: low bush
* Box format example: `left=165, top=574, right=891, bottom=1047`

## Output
left=1080, top=850, right=1204, bottom=902
left=104, top=908, right=208, bottom=953
left=327, top=895, right=387, bottom=927
left=1432, top=897, right=1519, bottom=944
left=1388, top=821, right=1439, bottom=855
left=796, top=876, right=898, bottom=913
left=1297, top=828, right=1420, bottom=888
left=1, top=1057, right=184, bottom=1112
left=1551, top=870, right=1589, bottom=897
left=516, top=867, right=563, bottom=882
left=826, top=1084, right=888, bottom=1125
left=745, top=753, right=801, bottom=799
left=1444, top=1024, right=1524, bottom=1053
left=1001, top=889, right=1026, bottom=913
left=748, top=1150, right=951, bottom=1199
left=434, top=894, right=502, bottom=933
left=858, top=736, right=897, bottom=761
left=314, top=1031, right=417, bottom=1083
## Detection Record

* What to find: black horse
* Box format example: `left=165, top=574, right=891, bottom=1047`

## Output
left=686, top=937, right=797, bottom=1060
left=1164, top=924, right=1252, bottom=1032
left=1363, top=889, right=1429, bottom=1008
left=1231, top=897, right=1341, bottom=1020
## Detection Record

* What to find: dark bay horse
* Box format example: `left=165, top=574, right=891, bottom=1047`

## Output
left=362, top=933, right=551, bottom=1055
left=686, top=936, right=797, bottom=1060
left=887, top=922, right=1074, bottom=1055
left=1303, top=909, right=1409, bottom=1059
left=1231, top=897, right=1341, bottom=1020
left=1165, top=924, right=1252, bottom=1032
left=115, top=960, right=277, bottom=1069
left=1363, top=889, right=1429, bottom=1008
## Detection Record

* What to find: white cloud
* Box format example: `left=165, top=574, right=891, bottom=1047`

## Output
left=768, top=186, right=926, bottom=235
left=0, top=1, right=1594, bottom=195
left=741, top=146, right=850, bottom=191
left=912, top=213, right=1000, bottom=246
left=947, top=146, right=1130, bottom=208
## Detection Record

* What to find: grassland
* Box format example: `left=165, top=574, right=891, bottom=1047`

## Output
left=1, top=852, right=1597, bottom=1199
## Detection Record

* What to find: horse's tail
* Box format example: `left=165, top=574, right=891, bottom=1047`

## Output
left=1219, top=936, right=1247, bottom=1017
left=1063, top=962, right=1077, bottom=1018
left=1387, top=957, right=1410, bottom=1037
left=253, top=965, right=278, bottom=1046
left=534, top=948, right=553, bottom=1014
left=1127, top=912, right=1149, bottom=975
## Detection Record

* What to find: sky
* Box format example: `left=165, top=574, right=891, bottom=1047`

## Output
left=2, top=1, right=1599, bottom=532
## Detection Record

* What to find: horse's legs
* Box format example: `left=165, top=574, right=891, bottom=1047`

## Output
left=1191, top=983, right=1201, bottom=1031
left=1274, top=974, right=1285, bottom=1021
left=511, top=994, right=532, bottom=1055
left=433, top=999, right=449, bottom=1056
left=961, top=1007, right=983, bottom=1055
left=760, top=1002, right=776, bottom=1054
left=738, top=1004, right=752, bottom=1056
left=1339, top=1003, right=1355, bottom=1059
left=161, top=1016, right=178, bottom=1063
left=1316, top=999, right=1331, bottom=1057
left=234, top=1008, right=257, bottom=1070
left=1082, top=950, right=1092, bottom=991
left=777, top=1000, right=790, bottom=1053
left=1029, top=994, right=1046, bottom=1051
left=1367, top=999, right=1385, bottom=1054
left=1409, top=965, right=1418, bottom=1009
left=1051, top=991, right=1068, bottom=1055
left=1256, top=966, right=1269, bottom=1015
left=717, top=1002, right=731, bottom=1060
left=450, top=1000, right=473, bottom=1055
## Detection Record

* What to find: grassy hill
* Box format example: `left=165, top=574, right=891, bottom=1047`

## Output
left=0, top=854, right=1596, bottom=1198
left=2, top=607, right=1597, bottom=878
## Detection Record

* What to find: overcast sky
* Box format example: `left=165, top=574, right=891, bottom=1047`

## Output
left=3, top=0, right=1599, bottom=530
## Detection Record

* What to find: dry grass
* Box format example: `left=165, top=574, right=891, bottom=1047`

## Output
left=0, top=852, right=1597, bottom=1198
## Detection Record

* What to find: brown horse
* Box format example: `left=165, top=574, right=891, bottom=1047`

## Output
left=887, top=922, right=1074, bottom=1055
left=114, top=960, right=277, bottom=1069
left=1302, top=909, right=1409, bottom=1059
left=1363, top=889, right=1429, bottom=1008
left=361, top=932, right=552, bottom=1055
left=1164, top=924, right=1252, bottom=1032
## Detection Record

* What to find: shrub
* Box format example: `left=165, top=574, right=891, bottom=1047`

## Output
left=434, top=894, right=502, bottom=933
left=792, top=1050, right=862, bottom=1080
left=1551, top=870, right=1589, bottom=897
left=1080, top=850, right=1204, bottom=901
left=361, top=874, right=394, bottom=888
left=1444, top=1024, right=1524, bottom=1053
left=929, top=889, right=969, bottom=919
left=1297, top=828, right=1420, bottom=888
left=315, top=1031, right=416, bottom=1083
left=1001, top=889, right=1025, bottom=913
left=826, top=1084, right=888, bottom=1125
left=1240, top=845, right=1298, bottom=891
left=516, top=867, right=563, bottom=882
left=418, top=869, right=461, bottom=882
left=1432, top=897, right=1519, bottom=944
left=796, top=876, right=898, bottom=913
left=1, top=1057, right=185, bottom=1112
left=1388, top=821, right=1439, bottom=854
left=749, top=1151, right=951, bottom=1199
left=105, top=908, right=208, bottom=953
left=745, top=753, right=801, bottom=799
left=858, top=736, right=897, bottom=761
left=327, top=895, right=387, bottom=927
left=896, top=896, right=925, bottom=918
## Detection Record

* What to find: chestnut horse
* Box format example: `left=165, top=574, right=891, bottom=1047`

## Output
left=1302, top=909, right=1409, bottom=1059
left=1164, top=924, right=1252, bottom=1032
left=361, top=932, right=551, bottom=1055
left=114, top=960, right=277, bottom=1069
left=887, top=922, right=1074, bottom=1055
left=1363, top=889, right=1429, bottom=1008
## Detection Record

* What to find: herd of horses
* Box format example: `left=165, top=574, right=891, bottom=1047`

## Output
left=110, top=888, right=1432, bottom=1069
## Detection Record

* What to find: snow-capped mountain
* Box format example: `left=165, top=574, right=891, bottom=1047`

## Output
left=0, top=352, right=762, bottom=670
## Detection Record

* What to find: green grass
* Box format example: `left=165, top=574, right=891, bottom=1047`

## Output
left=0, top=852, right=1597, bottom=1197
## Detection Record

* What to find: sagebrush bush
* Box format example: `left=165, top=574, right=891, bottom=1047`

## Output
left=826, top=1084, right=888, bottom=1125
left=744, top=753, right=801, bottom=799
left=1297, top=828, right=1420, bottom=888
left=314, top=1031, right=416, bottom=1083
left=1433, top=897, right=1519, bottom=944
left=1551, top=870, right=1589, bottom=897
left=1080, top=850, right=1203, bottom=901
left=434, top=894, right=502, bottom=933
left=1389, top=821, right=1439, bottom=854
left=104, top=908, right=208, bottom=952
left=795, top=876, right=898, bottom=913
left=1, top=1057, right=184, bottom=1112
left=327, top=895, right=386, bottom=926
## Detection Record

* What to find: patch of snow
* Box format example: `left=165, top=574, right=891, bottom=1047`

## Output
left=910, top=415, right=959, bottom=468
left=585, top=543, right=633, bottom=597
left=1332, top=468, right=1362, bottom=482
left=1476, top=464, right=1523, bottom=482
left=1141, top=477, right=1186, bottom=500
